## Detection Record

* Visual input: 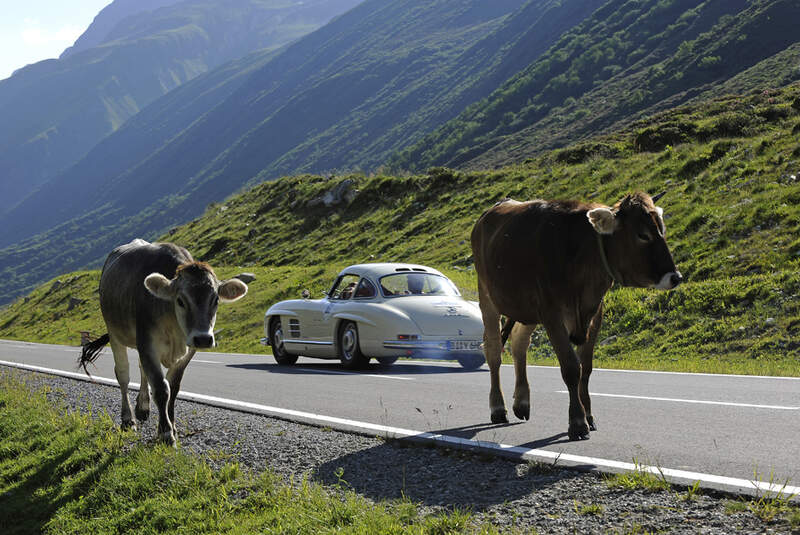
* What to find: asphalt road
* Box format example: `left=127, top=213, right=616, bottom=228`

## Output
left=1, top=339, right=798, bottom=496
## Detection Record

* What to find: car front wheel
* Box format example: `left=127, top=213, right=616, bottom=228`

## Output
left=270, top=318, right=298, bottom=365
left=338, top=321, right=368, bottom=369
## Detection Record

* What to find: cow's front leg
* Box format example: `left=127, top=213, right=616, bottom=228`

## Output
left=543, top=319, right=589, bottom=441
left=110, top=337, right=136, bottom=431
left=135, top=361, right=151, bottom=422
left=510, top=322, right=535, bottom=420
left=138, top=343, right=175, bottom=446
left=165, top=349, right=196, bottom=431
left=577, top=305, right=603, bottom=432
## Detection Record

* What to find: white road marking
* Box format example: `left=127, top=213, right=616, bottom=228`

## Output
left=556, top=391, right=799, bottom=410
left=193, top=359, right=222, bottom=364
left=292, top=367, right=414, bottom=381
left=0, top=358, right=796, bottom=501
left=536, top=364, right=800, bottom=381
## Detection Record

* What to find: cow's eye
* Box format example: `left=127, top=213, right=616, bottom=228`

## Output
left=211, top=295, right=219, bottom=307
left=176, top=297, right=185, bottom=308
left=637, top=232, right=652, bottom=243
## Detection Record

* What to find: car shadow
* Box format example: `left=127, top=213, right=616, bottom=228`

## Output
left=225, top=360, right=487, bottom=375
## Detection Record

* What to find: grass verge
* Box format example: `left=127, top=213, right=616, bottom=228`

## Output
left=0, top=370, right=501, bottom=534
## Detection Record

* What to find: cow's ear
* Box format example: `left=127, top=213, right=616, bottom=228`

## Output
left=587, top=207, right=618, bottom=235
left=218, top=278, right=248, bottom=303
left=654, top=206, right=666, bottom=235
left=144, top=273, right=175, bottom=301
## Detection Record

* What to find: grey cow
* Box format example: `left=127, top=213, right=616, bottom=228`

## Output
left=79, top=239, right=247, bottom=445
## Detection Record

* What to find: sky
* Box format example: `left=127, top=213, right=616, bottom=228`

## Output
left=0, top=1, right=111, bottom=80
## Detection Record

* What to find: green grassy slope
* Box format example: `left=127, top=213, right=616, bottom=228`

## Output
left=389, top=0, right=800, bottom=172
left=0, top=0, right=359, bottom=214
left=2, top=83, right=799, bottom=375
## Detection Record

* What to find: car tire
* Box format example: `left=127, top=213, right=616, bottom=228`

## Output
left=376, top=356, right=399, bottom=366
left=338, top=321, right=368, bottom=369
left=270, top=318, right=298, bottom=365
left=457, top=354, right=484, bottom=370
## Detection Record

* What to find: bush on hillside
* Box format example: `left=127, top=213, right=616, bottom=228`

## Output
left=634, top=121, right=698, bottom=152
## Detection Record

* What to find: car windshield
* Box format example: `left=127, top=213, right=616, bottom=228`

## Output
left=379, top=273, right=459, bottom=297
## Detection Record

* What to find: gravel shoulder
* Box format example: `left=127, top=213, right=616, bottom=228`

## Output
left=5, top=366, right=798, bottom=534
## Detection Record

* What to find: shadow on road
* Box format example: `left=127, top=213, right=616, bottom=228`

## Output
left=225, top=360, right=486, bottom=376
left=313, top=435, right=582, bottom=509
left=516, top=432, right=572, bottom=448
left=427, top=422, right=570, bottom=449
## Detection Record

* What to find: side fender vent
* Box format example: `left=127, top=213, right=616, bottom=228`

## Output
left=289, top=318, right=301, bottom=338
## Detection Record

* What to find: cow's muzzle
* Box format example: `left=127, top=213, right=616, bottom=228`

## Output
left=654, top=271, right=683, bottom=290
left=191, top=333, right=214, bottom=348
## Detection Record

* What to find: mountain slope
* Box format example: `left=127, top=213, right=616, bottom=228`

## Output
left=59, top=0, right=183, bottom=58
left=0, top=0, right=561, bottom=301
left=389, top=0, right=800, bottom=172
left=0, top=0, right=359, bottom=213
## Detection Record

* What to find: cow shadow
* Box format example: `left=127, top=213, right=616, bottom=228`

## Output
left=428, top=422, right=571, bottom=449
left=226, top=360, right=486, bottom=376
left=312, top=431, right=584, bottom=509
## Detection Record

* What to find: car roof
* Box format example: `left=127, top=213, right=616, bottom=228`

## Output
left=339, top=263, right=446, bottom=279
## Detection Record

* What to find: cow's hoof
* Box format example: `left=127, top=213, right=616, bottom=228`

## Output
left=135, top=408, right=150, bottom=422
left=587, top=415, right=597, bottom=431
left=491, top=409, right=508, bottom=424
left=121, top=419, right=137, bottom=431
left=513, top=403, right=530, bottom=421
left=568, top=429, right=590, bottom=441
left=158, top=430, right=176, bottom=447
left=568, top=420, right=590, bottom=441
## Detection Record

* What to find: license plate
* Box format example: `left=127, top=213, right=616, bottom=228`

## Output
left=447, top=340, right=481, bottom=351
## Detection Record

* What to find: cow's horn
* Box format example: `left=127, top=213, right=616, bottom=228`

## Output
left=651, top=191, right=666, bottom=203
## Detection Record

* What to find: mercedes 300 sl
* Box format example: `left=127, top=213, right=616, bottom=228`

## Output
left=263, top=263, right=485, bottom=369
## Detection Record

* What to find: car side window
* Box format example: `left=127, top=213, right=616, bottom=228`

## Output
left=354, top=278, right=376, bottom=299
left=330, top=274, right=360, bottom=300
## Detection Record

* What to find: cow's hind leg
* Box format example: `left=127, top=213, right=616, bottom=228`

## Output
left=109, top=337, right=136, bottom=431
left=577, top=305, right=603, bottom=432
left=135, top=361, right=151, bottom=422
left=543, top=319, right=589, bottom=441
left=510, top=322, right=535, bottom=421
left=165, top=349, right=196, bottom=433
left=478, top=279, right=507, bottom=423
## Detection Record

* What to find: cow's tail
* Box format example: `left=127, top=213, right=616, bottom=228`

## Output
left=500, top=317, right=516, bottom=347
left=78, top=333, right=110, bottom=374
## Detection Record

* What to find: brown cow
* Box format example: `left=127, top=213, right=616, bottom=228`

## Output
left=471, top=192, right=681, bottom=441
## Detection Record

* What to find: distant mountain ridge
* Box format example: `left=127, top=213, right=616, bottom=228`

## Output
left=0, top=0, right=359, bottom=213
left=60, top=0, right=183, bottom=58
left=0, top=0, right=577, bottom=250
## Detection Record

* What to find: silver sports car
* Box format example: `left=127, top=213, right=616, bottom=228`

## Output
left=263, top=263, right=485, bottom=369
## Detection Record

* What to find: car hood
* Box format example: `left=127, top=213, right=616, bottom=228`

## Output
left=387, top=297, right=483, bottom=336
